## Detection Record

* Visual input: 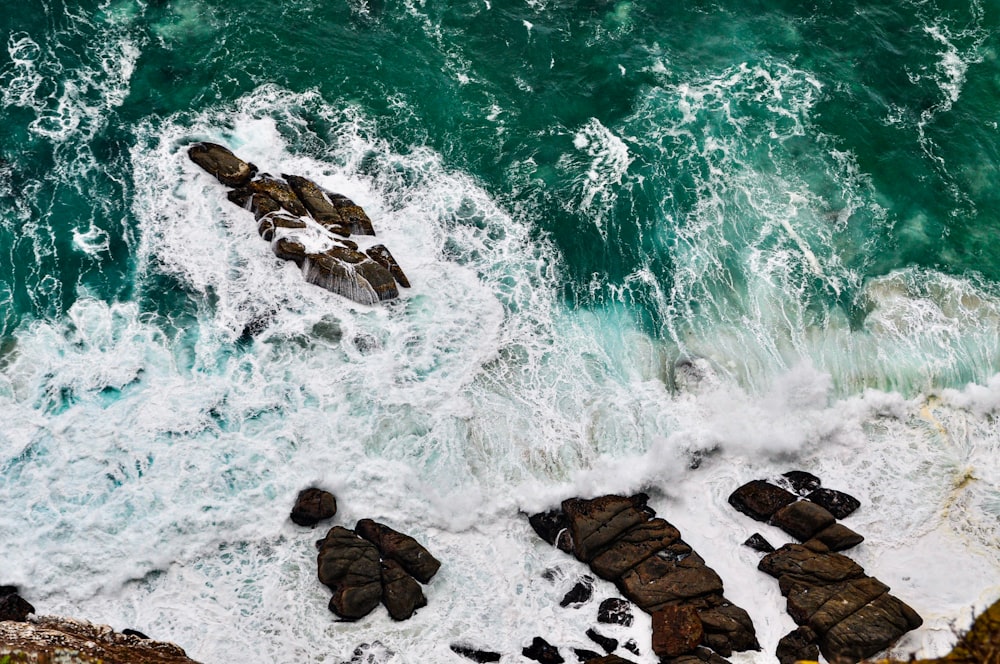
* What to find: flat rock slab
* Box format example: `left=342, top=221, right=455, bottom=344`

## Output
left=188, top=142, right=256, bottom=187
left=769, top=500, right=836, bottom=541
left=728, top=480, right=797, bottom=522
left=652, top=605, right=703, bottom=658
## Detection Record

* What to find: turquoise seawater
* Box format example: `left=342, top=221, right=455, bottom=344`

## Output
left=2, top=1, right=1000, bottom=662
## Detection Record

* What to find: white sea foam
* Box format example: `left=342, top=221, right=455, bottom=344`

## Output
left=1, top=83, right=997, bottom=664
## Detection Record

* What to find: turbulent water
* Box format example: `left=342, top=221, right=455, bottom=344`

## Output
left=2, top=0, right=999, bottom=661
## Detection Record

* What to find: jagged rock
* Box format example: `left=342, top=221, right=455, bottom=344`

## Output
left=783, top=576, right=888, bottom=626
left=380, top=559, right=426, bottom=621
left=589, top=518, right=682, bottom=580
left=522, top=636, right=564, bottom=663
left=529, top=510, right=574, bottom=553
left=248, top=175, right=308, bottom=217
left=728, top=480, right=797, bottom=521
left=818, top=591, right=923, bottom=662
left=572, top=648, right=602, bottom=662
left=806, top=523, right=864, bottom=552
left=742, top=533, right=774, bottom=553
left=273, top=237, right=307, bottom=266
left=621, top=639, right=639, bottom=656
left=283, top=174, right=345, bottom=227
left=780, top=470, right=821, bottom=495
left=303, top=248, right=398, bottom=305
left=0, top=592, right=35, bottom=622
left=561, top=494, right=653, bottom=562
left=775, top=626, right=818, bottom=664
left=290, top=487, right=337, bottom=527
left=652, top=605, right=703, bottom=658
left=188, top=142, right=256, bottom=187
left=597, top=598, right=633, bottom=626
left=806, top=488, right=861, bottom=519
left=258, top=214, right=307, bottom=242
left=449, top=644, right=502, bottom=662
left=355, top=519, right=441, bottom=583
left=316, top=526, right=382, bottom=620
left=326, top=191, right=376, bottom=235
left=0, top=616, right=200, bottom=663
left=618, top=550, right=724, bottom=611
left=585, top=628, right=617, bottom=654
left=697, top=604, right=759, bottom=653
left=769, top=500, right=836, bottom=541
left=561, top=577, right=594, bottom=607
left=123, top=629, right=150, bottom=639
left=366, top=244, right=410, bottom=288
left=759, top=544, right=865, bottom=586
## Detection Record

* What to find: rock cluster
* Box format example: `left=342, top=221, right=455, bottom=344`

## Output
left=314, top=519, right=440, bottom=622
left=729, top=473, right=923, bottom=663
left=528, top=494, right=759, bottom=663
left=188, top=142, right=409, bottom=306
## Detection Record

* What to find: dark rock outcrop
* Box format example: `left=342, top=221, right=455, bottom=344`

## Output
left=316, top=526, right=383, bottom=620
left=597, top=598, right=633, bottom=626
left=449, top=644, right=502, bottom=662
left=529, top=509, right=574, bottom=552
left=775, top=626, right=818, bottom=664
left=523, top=636, right=564, bottom=664
left=742, top=533, right=775, bottom=553
left=728, top=480, right=797, bottom=521
left=365, top=244, right=410, bottom=289
left=290, top=487, right=337, bottom=527
left=806, top=523, right=864, bottom=552
left=188, top=142, right=256, bottom=187
left=652, top=605, right=703, bottom=658
left=560, top=577, right=594, bottom=607
left=585, top=628, right=617, bottom=654
left=0, top=590, right=35, bottom=622
left=303, top=248, right=398, bottom=305
left=780, top=470, right=821, bottom=495
left=248, top=175, right=308, bottom=217
left=355, top=519, right=441, bottom=584
left=380, top=559, right=426, bottom=621
left=769, top=499, right=836, bottom=541
left=806, top=488, right=861, bottom=519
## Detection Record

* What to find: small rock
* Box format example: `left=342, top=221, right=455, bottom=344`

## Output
left=561, top=577, right=594, bottom=607
left=585, top=628, right=617, bottom=654
left=449, top=644, right=502, bottom=663
left=806, top=488, right=861, bottom=519
left=776, top=626, right=818, bottom=664
left=597, top=598, right=633, bottom=626
left=742, top=533, right=775, bottom=553
left=273, top=237, right=307, bottom=266
left=303, top=249, right=398, bottom=305
left=522, top=636, right=564, bottom=664
left=366, top=244, right=410, bottom=288
left=769, top=500, right=836, bottom=541
left=621, top=640, right=639, bottom=656
left=651, top=605, right=703, bottom=658
left=290, top=487, right=337, bottom=527
left=188, top=142, right=257, bottom=187
left=572, top=648, right=602, bottom=662
left=807, top=523, right=864, bottom=552
left=728, top=480, right=797, bottom=522
left=780, top=470, right=821, bottom=495
left=0, top=592, right=35, bottom=622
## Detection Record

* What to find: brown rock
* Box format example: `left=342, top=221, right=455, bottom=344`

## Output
left=808, top=576, right=891, bottom=634
left=302, top=249, right=398, bottom=305
left=248, top=176, right=308, bottom=217
left=528, top=509, right=572, bottom=551
left=728, top=480, right=797, bottom=522
left=284, top=174, right=341, bottom=224
left=759, top=544, right=865, bottom=586
left=316, top=526, right=382, bottom=620
left=188, top=142, right=256, bottom=187
left=380, top=558, right=427, bottom=621
left=776, top=626, right=818, bottom=664
left=769, top=500, right=836, bottom=541
left=355, top=519, right=441, bottom=583
left=290, top=487, right=337, bottom=527
left=597, top=598, right=633, bottom=626
left=618, top=554, right=724, bottom=611
left=366, top=244, right=410, bottom=288
left=561, top=495, right=653, bottom=562
left=326, top=192, right=376, bottom=235
left=806, top=488, right=861, bottom=519
left=818, top=592, right=923, bottom=662
left=272, top=237, right=307, bottom=266
left=697, top=603, right=759, bottom=653
left=806, top=523, right=864, bottom=552
left=0, top=592, right=34, bottom=622
left=652, top=605, right=703, bottom=658
left=258, top=214, right=307, bottom=242
left=589, top=518, right=681, bottom=580
left=249, top=192, right=282, bottom=220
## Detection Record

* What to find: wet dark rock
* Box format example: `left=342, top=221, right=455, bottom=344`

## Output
left=780, top=470, right=821, bottom=495
left=303, top=248, right=398, bottom=305
left=122, top=629, right=150, bottom=639
left=0, top=585, right=18, bottom=596
left=343, top=642, right=394, bottom=664
left=529, top=510, right=571, bottom=549
left=697, top=604, right=759, bottom=654
left=583, top=657, right=636, bottom=664
left=0, top=591, right=35, bottom=622
left=775, top=626, right=818, bottom=664
left=618, top=551, right=724, bottom=611
left=380, top=558, right=426, bottom=621
left=325, top=191, right=376, bottom=235
left=355, top=518, right=441, bottom=583
left=290, top=487, right=337, bottom=527
left=621, top=639, right=639, bottom=656
left=249, top=175, right=308, bottom=217
left=560, top=576, right=594, bottom=607
left=806, top=488, right=861, bottom=519
left=807, top=523, right=864, bottom=552
left=366, top=244, right=410, bottom=288
left=589, top=518, right=681, bottom=580
left=818, top=592, right=923, bottom=662
left=759, top=544, right=865, bottom=586
left=449, top=644, right=502, bottom=662
left=769, top=500, right=836, bottom=541
left=257, top=213, right=307, bottom=242
left=562, top=494, right=653, bottom=563
left=284, top=174, right=345, bottom=229
left=316, top=526, right=382, bottom=620
left=727, top=480, right=797, bottom=522
left=742, top=533, right=774, bottom=553
left=585, top=628, right=617, bottom=654
left=523, top=636, right=564, bottom=664
left=572, top=648, right=602, bottom=662
left=652, top=605, right=703, bottom=658
left=226, top=187, right=252, bottom=208
left=272, top=237, right=307, bottom=266
left=188, top=142, right=257, bottom=187
left=597, top=598, right=633, bottom=626
left=669, top=646, right=732, bottom=663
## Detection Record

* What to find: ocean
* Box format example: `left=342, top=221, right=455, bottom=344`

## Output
left=1, top=0, right=998, bottom=661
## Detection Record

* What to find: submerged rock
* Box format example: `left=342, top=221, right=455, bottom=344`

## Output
left=560, top=577, right=594, bottom=607
left=188, top=142, right=256, bottom=187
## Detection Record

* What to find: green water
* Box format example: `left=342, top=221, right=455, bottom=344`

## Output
left=2, top=0, right=999, bottom=391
